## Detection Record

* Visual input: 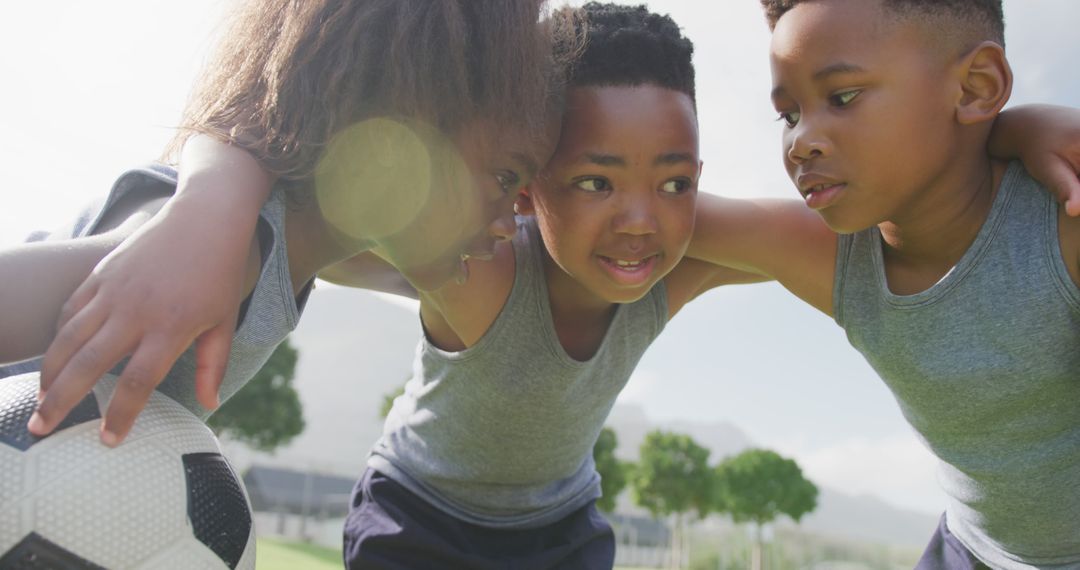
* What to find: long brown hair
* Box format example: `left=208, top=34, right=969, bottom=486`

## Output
left=167, top=0, right=577, bottom=194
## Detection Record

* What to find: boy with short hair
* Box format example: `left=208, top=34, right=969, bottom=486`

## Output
left=688, top=1, right=1080, bottom=567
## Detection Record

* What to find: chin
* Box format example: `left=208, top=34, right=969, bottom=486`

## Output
left=599, top=283, right=656, bottom=305
left=818, top=211, right=873, bottom=236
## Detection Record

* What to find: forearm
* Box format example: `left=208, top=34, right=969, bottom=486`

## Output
left=988, top=104, right=1070, bottom=160
left=318, top=252, right=419, bottom=300
left=0, top=233, right=127, bottom=363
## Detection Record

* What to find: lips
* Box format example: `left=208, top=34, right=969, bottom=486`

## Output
left=596, top=253, right=660, bottom=286
left=797, top=172, right=847, bottom=210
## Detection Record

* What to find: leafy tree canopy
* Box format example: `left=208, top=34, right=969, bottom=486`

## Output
left=593, top=427, right=628, bottom=512
left=208, top=338, right=304, bottom=452
left=631, top=430, right=712, bottom=518
left=712, top=448, right=818, bottom=526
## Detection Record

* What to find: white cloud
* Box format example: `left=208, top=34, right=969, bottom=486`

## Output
left=776, top=435, right=948, bottom=514
left=616, top=369, right=664, bottom=407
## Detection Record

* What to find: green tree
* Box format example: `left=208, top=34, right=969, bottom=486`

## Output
left=712, top=448, right=819, bottom=570
left=208, top=338, right=304, bottom=452
left=631, top=430, right=713, bottom=568
left=379, top=382, right=407, bottom=419
left=593, top=427, right=628, bottom=512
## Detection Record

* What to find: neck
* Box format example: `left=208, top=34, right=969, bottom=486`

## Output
left=878, top=154, right=1005, bottom=272
left=285, top=195, right=375, bottom=289
left=541, top=248, right=617, bottom=326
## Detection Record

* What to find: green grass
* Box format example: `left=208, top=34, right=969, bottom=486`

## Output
left=256, top=538, right=342, bottom=570
left=254, top=537, right=645, bottom=570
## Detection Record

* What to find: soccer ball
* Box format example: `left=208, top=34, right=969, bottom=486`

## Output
left=0, top=372, right=255, bottom=569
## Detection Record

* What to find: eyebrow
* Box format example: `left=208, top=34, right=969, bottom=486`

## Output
left=771, top=61, right=868, bottom=99
left=812, top=61, right=867, bottom=81
left=580, top=151, right=696, bottom=167
left=511, top=152, right=540, bottom=177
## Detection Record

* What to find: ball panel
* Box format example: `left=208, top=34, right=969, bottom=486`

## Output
left=183, top=453, right=253, bottom=570
left=0, top=374, right=100, bottom=452
left=0, top=532, right=106, bottom=570
left=133, top=535, right=234, bottom=570
left=32, top=442, right=188, bottom=568
left=0, top=447, right=24, bottom=547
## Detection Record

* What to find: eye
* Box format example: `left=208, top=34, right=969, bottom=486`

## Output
left=660, top=178, right=692, bottom=194
left=829, top=89, right=860, bottom=107
left=573, top=177, right=611, bottom=193
left=494, top=171, right=521, bottom=193
left=776, top=110, right=801, bottom=128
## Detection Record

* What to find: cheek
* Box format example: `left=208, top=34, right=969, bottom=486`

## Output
left=781, top=133, right=797, bottom=176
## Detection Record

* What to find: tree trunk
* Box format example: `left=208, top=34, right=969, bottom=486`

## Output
left=750, top=522, right=763, bottom=570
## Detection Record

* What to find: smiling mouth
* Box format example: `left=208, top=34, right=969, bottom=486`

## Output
left=802, top=182, right=844, bottom=197
left=597, top=254, right=660, bottom=282
left=605, top=257, right=650, bottom=270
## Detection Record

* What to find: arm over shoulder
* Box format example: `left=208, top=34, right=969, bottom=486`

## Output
left=684, top=194, right=839, bottom=315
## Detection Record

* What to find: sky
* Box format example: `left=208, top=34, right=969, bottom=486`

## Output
left=1, top=1, right=1078, bottom=515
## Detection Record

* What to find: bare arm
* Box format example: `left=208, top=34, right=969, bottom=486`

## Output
left=678, top=194, right=838, bottom=315
left=989, top=104, right=1080, bottom=216
left=318, top=252, right=419, bottom=300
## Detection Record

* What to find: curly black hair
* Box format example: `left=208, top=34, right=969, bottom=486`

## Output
left=566, top=2, right=695, bottom=102
left=760, top=0, right=1004, bottom=49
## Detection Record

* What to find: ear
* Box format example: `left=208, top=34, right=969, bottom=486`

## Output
left=955, top=41, right=1013, bottom=125
left=514, top=187, right=536, bottom=216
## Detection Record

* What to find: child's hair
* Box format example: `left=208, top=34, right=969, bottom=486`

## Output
left=167, top=0, right=578, bottom=190
left=760, top=0, right=1004, bottom=49
left=564, top=2, right=695, bottom=103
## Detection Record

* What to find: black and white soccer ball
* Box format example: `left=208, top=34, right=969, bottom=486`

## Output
left=0, top=372, right=255, bottom=569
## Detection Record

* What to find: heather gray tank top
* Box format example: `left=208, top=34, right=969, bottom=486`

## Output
left=0, top=164, right=312, bottom=419
left=834, top=162, right=1080, bottom=569
left=368, top=216, right=668, bottom=529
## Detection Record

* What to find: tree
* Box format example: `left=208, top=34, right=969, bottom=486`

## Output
left=712, top=448, right=818, bottom=570
left=379, top=382, right=408, bottom=419
left=208, top=338, right=304, bottom=452
left=593, top=427, right=628, bottom=512
left=630, top=430, right=713, bottom=568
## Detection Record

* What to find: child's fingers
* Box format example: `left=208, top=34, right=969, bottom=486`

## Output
left=1041, top=157, right=1080, bottom=217
left=193, top=320, right=236, bottom=411
left=39, top=298, right=111, bottom=395
left=55, top=279, right=99, bottom=335
left=1065, top=180, right=1080, bottom=218
left=99, top=339, right=182, bottom=446
left=31, top=320, right=137, bottom=436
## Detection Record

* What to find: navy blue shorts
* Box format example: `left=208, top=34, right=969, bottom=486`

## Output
left=914, top=514, right=991, bottom=570
left=343, top=469, right=615, bottom=570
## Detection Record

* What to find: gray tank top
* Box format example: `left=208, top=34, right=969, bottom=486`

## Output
left=0, top=164, right=312, bottom=419
left=834, top=162, right=1080, bottom=569
left=368, top=216, right=668, bottom=529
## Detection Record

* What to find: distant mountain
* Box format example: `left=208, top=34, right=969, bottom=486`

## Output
left=224, top=288, right=937, bottom=549
left=604, top=403, right=936, bottom=549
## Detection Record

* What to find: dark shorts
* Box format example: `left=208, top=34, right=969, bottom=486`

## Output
left=914, top=514, right=991, bottom=570
left=343, top=469, right=615, bottom=570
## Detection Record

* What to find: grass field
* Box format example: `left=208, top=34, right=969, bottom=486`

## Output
left=254, top=538, right=642, bottom=569
left=255, top=538, right=343, bottom=570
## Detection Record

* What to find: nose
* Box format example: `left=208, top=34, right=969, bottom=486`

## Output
left=487, top=202, right=517, bottom=242
left=786, top=118, right=831, bottom=165
left=613, top=192, right=658, bottom=237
